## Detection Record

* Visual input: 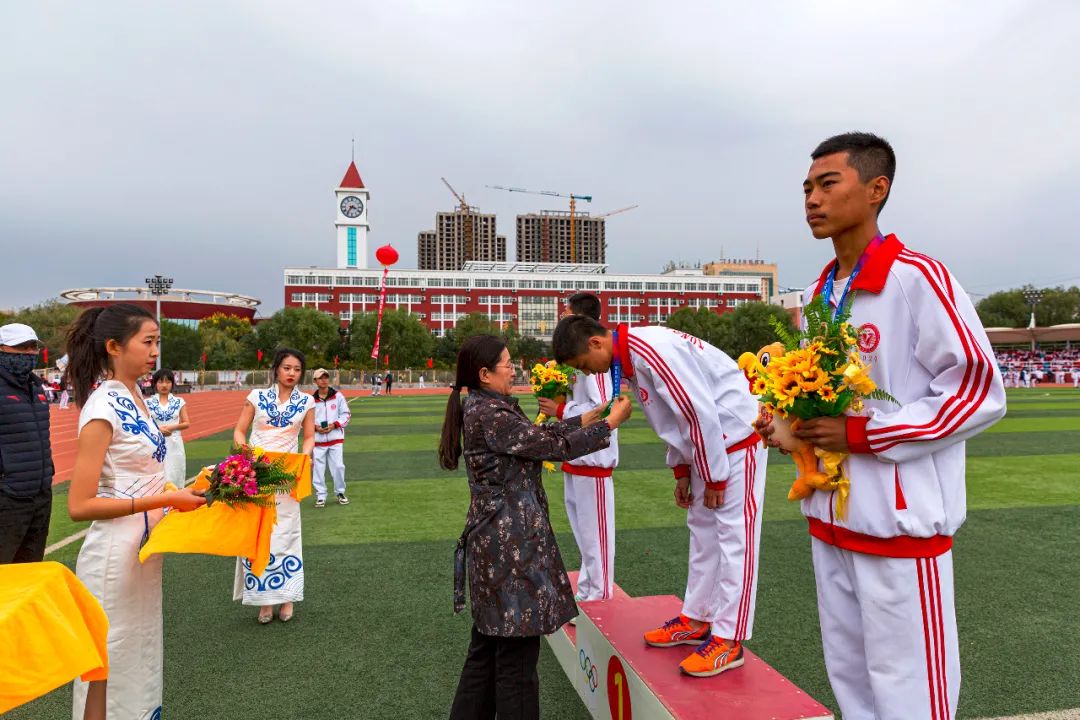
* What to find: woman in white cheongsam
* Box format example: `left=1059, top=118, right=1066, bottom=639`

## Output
left=65, top=304, right=206, bottom=720
left=232, top=347, right=315, bottom=624
left=146, top=368, right=190, bottom=487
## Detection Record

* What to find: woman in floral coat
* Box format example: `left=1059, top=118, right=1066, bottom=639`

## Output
left=439, top=335, right=632, bottom=720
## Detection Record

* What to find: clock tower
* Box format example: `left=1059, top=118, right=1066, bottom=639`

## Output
left=335, top=161, right=370, bottom=269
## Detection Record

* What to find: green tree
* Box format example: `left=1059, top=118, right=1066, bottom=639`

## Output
left=197, top=313, right=256, bottom=369
left=724, top=302, right=797, bottom=357
left=668, top=303, right=796, bottom=358
left=160, top=320, right=201, bottom=369
left=976, top=286, right=1080, bottom=328
left=8, top=300, right=81, bottom=368
left=1037, top=286, right=1080, bottom=326
left=517, top=336, right=551, bottom=365
left=349, top=309, right=434, bottom=369
left=976, top=290, right=1028, bottom=328
left=666, top=307, right=732, bottom=350
left=433, top=334, right=459, bottom=367
left=451, top=313, right=503, bottom=345
left=255, top=307, right=342, bottom=367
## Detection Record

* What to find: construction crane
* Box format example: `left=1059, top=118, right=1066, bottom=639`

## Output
left=486, top=185, right=593, bottom=263
left=593, top=204, right=639, bottom=219
left=441, top=177, right=475, bottom=263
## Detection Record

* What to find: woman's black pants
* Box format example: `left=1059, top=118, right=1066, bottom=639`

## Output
left=449, top=624, right=541, bottom=720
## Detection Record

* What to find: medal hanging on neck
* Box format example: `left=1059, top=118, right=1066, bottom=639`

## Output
left=820, top=234, right=884, bottom=319
left=602, top=329, right=623, bottom=418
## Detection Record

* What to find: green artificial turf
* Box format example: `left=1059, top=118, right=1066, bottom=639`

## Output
left=13, top=388, right=1080, bottom=719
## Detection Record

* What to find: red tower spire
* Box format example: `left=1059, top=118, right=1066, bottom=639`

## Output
left=339, top=161, right=365, bottom=189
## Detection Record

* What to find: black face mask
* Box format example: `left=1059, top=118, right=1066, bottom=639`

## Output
left=0, top=352, right=36, bottom=380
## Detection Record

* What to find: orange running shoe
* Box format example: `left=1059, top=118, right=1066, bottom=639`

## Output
left=679, top=636, right=744, bottom=677
left=643, top=615, right=710, bottom=647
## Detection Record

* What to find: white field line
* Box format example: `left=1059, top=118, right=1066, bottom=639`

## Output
left=44, top=528, right=88, bottom=556
left=978, top=711, right=1080, bottom=720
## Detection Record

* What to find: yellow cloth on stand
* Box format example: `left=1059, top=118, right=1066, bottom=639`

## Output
left=0, top=561, right=109, bottom=714
left=137, top=451, right=311, bottom=575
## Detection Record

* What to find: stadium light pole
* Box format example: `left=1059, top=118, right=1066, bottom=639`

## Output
left=146, top=275, right=174, bottom=370
left=1022, top=287, right=1042, bottom=352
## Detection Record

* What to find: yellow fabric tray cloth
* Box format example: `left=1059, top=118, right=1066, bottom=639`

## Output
left=0, top=561, right=109, bottom=714
left=138, top=450, right=311, bottom=576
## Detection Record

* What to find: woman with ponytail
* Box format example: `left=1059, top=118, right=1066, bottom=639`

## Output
left=441, top=335, right=632, bottom=719
left=65, top=303, right=206, bottom=720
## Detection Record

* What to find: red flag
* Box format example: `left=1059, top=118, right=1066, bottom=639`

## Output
left=43, top=347, right=48, bottom=365
left=201, top=352, right=207, bottom=366
left=257, top=349, right=263, bottom=364
left=426, top=357, right=434, bottom=369
left=384, top=355, right=390, bottom=367
left=334, top=355, right=340, bottom=368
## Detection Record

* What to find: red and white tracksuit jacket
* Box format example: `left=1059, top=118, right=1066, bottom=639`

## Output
left=555, top=371, right=619, bottom=601
left=311, top=388, right=351, bottom=446
left=615, top=324, right=768, bottom=639
left=800, top=235, right=1006, bottom=720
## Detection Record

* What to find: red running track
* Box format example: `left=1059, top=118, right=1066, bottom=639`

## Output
left=49, top=391, right=250, bottom=486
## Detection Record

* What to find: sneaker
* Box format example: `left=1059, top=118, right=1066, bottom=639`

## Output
left=314, top=498, right=326, bottom=508
left=679, top=637, right=744, bottom=677
left=643, top=615, right=710, bottom=647
left=336, top=493, right=350, bottom=505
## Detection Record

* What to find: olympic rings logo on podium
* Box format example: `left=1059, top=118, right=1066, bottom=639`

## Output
left=579, top=649, right=600, bottom=692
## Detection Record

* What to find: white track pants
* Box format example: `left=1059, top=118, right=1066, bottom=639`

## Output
left=812, top=540, right=959, bottom=720
left=682, top=444, right=767, bottom=640
left=563, top=472, right=615, bottom=601
left=312, top=444, right=346, bottom=500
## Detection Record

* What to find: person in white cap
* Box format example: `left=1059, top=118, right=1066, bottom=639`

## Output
left=310, top=368, right=351, bottom=507
left=0, top=323, right=54, bottom=564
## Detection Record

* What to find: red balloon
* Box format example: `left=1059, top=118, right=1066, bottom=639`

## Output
left=375, top=244, right=399, bottom=266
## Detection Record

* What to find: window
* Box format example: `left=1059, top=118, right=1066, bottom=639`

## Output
left=645, top=282, right=658, bottom=290
left=346, top=228, right=357, bottom=266
left=286, top=275, right=304, bottom=285
left=291, top=293, right=303, bottom=302
left=339, top=310, right=352, bottom=320
left=724, top=283, right=736, bottom=292
left=474, top=279, right=490, bottom=288
left=502, top=280, right=515, bottom=288
left=455, top=279, right=470, bottom=287
left=585, top=281, right=600, bottom=290
left=629, top=282, right=643, bottom=290
left=317, top=275, right=332, bottom=285
left=727, top=298, right=736, bottom=307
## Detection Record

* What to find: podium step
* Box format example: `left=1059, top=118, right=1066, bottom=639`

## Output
left=546, top=574, right=832, bottom=720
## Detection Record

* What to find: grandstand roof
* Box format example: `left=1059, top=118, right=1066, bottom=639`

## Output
left=986, top=324, right=1080, bottom=344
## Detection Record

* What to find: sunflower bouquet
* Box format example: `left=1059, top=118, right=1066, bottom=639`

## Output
left=530, top=360, right=575, bottom=425
left=738, top=295, right=897, bottom=518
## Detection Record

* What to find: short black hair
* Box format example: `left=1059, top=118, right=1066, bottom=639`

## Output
left=552, top=315, right=608, bottom=363
left=566, top=292, right=602, bottom=321
left=151, top=368, right=175, bottom=388
left=812, top=132, right=896, bottom=214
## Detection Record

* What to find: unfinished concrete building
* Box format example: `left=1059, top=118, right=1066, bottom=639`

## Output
left=515, top=211, right=606, bottom=265
left=417, top=209, right=506, bottom=270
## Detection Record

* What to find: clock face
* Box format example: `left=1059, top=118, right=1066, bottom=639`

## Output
left=340, top=196, right=364, bottom=219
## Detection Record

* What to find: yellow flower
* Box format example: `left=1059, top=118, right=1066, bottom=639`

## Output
left=799, top=367, right=830, bottom=393
left=819, top=385, right=838, bottom=401
left=751, top=378, right=768, bottom=395
left=776, top=373, right=802, bottom=399
left=842, top=364, right=877, bottom=395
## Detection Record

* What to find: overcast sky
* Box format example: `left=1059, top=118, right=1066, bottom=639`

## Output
left=2, top=1, right=1078, bottom=313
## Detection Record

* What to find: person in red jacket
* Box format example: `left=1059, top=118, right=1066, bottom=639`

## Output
left=761, top=132, right=1005, bottom=720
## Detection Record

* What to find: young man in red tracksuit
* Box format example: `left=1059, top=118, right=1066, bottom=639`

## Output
left=553, top=317, right=767, bottom=678
left=770, top=132, right=1006, bottom=719
left=538, top=293, right=619, bottom=603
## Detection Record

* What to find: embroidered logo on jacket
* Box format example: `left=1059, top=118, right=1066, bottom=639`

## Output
left=638, top=387, right=650, bottom=405
left=858, top=323, right=881, bottom=353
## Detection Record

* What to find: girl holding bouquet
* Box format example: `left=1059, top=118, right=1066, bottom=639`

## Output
left=146, top=368, right=190, bottom=488
left=439, top=335, right=632, bottom=719
left=66, top=304, right=206, bottom=720
left=231, top=348, right=315, bottom=624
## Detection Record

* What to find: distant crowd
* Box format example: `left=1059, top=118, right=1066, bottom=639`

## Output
left=995, top=348, right=1080, bottom=387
